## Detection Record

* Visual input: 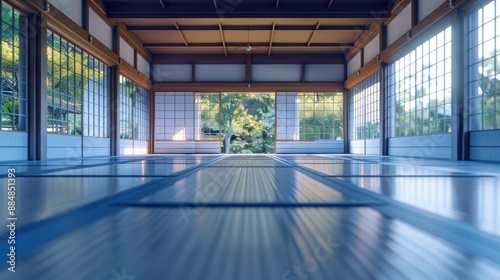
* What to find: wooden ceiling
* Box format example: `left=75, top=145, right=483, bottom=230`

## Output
left=102, top=0, right=392, bottom=58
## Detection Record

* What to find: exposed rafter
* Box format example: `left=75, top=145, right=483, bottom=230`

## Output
left=328, top=0, right=334, bottom=8
left=174, top=22, right=189, bottom=46
left=127, top=25, right=370, bottom=31
left=159, top=0, right=166, bottom=9
left=268, top=22, right=276, bottom=58
left=218, top=22, right=228, bottom=57
left=106, top=3, right=390, bottom=19
left=144, top=42, right=353, bottom=48
left=307, top=22, right=321, bottom=47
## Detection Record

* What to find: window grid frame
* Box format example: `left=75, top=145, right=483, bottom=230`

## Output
left=387, top=26, right=453, bottom=137
left=348, top=72, right=380, bottom=141
left=467, top=0, right=500, bottom=131
left=1, top=3, right=28, bottom=132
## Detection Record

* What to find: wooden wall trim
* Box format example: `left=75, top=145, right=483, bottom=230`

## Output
left=345, top=58, right=381, bottom=89
left=347, top=0, right=469, bottom=88
left=117, top=22, right=152, bottom=64
left=20, top=0, right=118, bottom=66
left=4, top=0, right=36, bottom=14
left=380, top=0, right=463, bottom=63
left=120, top=60, right=154, bottom=90
left=347, top=23, right=382, bottom=62
left=89, top=0, right=116, bottom=28
left=153, top=82, right=345, bottom=93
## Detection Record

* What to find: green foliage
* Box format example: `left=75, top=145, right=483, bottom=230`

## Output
left=218, top=93, right=275, bottom=154
left=298, top=93, right=343, bottom=140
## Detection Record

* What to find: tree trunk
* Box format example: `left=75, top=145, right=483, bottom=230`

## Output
left=224, top=135, right=232, bottom=154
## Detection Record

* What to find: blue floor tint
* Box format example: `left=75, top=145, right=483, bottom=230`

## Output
left=1, top=154, right=500, bottom=279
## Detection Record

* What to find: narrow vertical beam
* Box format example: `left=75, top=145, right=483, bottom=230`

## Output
left=174, top=22, right=189, bottom=46
left=110, top=65, right=120, bottom=156
left=328, top=0, right=334, bottom=8
left=213, top=0, right=218, bottom=8
left=246, top=54, right=252, bottom=83
left=218, top=22, right=228, bottom=57
left=28, top=13, right=48, bottom=161
left=149, top=90, right=155, bottom=154
left=110, top=25, right=121, bottom=156
left=134, top=49, right=138, bottom=69
left=268, top=22, right=276, bottom=58
left=451, top=10, right=464, bottom=160
left=411, top=0, right=419, bottom=27
left=380, top=63, right=388, bottom=156
left=276, top=0, right=280, bottom=8
left=307, top=22, right=321, bottom=46
left=83, top=0, right=90, bottom=32
left=343, top=90, right=349, bottom=153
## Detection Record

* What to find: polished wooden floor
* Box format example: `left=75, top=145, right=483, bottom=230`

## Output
left=1, top=154, right=500, bottom=279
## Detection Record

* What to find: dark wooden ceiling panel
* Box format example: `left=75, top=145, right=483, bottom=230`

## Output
left=102, top=0, right=390, bottom=57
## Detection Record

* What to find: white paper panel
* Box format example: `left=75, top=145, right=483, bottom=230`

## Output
left=195, top=64, right=245, bottom=82
left=152, top=64, right=192, bottom=82
left=89, top=9, right=113, bottom=49
left=252, top=64, right=301, bottom=82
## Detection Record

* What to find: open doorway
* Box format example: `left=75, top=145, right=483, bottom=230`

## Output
left=218, top=92, right=275, bottom=154
left=197, top=92, right=275, bottom=154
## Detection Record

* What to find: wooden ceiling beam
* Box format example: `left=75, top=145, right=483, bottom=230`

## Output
left=144, top=42, right=353, bottom=48
left=127, top=25, right=370, bottom=31
left=106, top=3, right=390, bottom=19
left=174, top=22, right=189, bottom=46
left=268, top=22, right=276, bottom=58
left=218, top=22, right=228, bottom=57
left=307, top=22, right=321, bottom=47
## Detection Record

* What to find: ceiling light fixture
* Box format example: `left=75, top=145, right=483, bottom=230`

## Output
left=246, top=28, right=252, bottom=52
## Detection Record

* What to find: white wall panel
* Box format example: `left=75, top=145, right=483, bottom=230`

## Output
left=49, top=0, right=82, bottom=27
left=349, top=140, right=365, bottom=154
left=119, top=139, right=134, bottom=155
left=120, top=38, right=135, bottom=66
left=419, top=0, right=446, bottom=22
left=252, top=64, right=301, bottom=82
left=388, top=134, right=451, bottom=159
left=47, top=135, right=83, bottom=159
left=153, top=64, right=192, bottom=82
left=83, top=137, right=110, bottom=157
left=137, top=55, right=151, bottom=78
left=347, top=52, right=361, bottom=77
left=276, top=141, right=344, bottom=154
left=304, top=64, right=344, bottom=82
left=195, top=64, right=245, bottom=82
left=89, top=9, right=112, bottom=49
left=0, top=131, right=28, bottom=161
left=387, top=5, right=412, bottom=46
left=363, top=35, right=380, bottom=65
left=470, top=130, right=500, bottom=162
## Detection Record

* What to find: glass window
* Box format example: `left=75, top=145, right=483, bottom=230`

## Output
left=47, top=30, right=110, bottom=137
left=83, top=53, right=110, bottom=138
left=1, top=3, right=27, bottom=132
left=196, top=93, right=220, bottom=140
left=388, top=26, right=452, bottom=137
left=276, top=92, right=343, bottom=141
left=119, top=76, right=150, bottom=140
left=467, top=1, right=500, bottom=131
left=348, top=72, right=380, bottom=140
